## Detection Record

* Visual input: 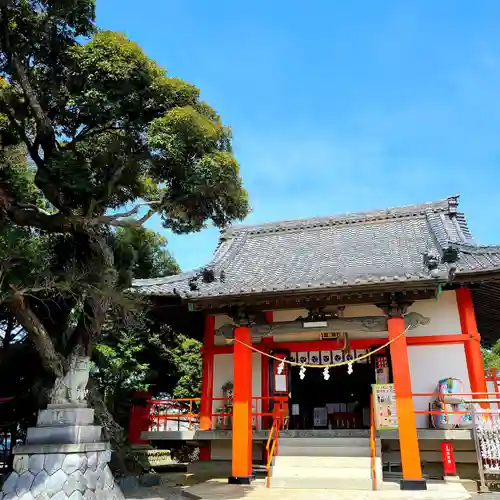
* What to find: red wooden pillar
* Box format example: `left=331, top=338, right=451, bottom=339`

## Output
left=388, top=316, right=425, bottom=490
left=199, top=315, right=215, bottom=461
left=456, top=288, right=488, bottom=401
left=200, top=315, right=215, bottom=430
left=229, top=325, right=253, bottom=484
left=128, top=390, right=152, bottom=445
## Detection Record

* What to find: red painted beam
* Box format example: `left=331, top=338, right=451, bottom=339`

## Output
left=212, top=333, right=468, bottom=355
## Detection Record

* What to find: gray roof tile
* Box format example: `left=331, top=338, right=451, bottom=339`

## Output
left=132, top=196, right=500, bottom=298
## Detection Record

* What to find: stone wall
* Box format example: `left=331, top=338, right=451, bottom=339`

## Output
left=1, top=449, right=122, bottom=500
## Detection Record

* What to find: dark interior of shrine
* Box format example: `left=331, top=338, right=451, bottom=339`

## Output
left=288, top=361, right=375, bottom=430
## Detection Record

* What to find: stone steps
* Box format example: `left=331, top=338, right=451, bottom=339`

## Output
left=275, top=455, right=380, bottom=468
left=279, top=437, right=372, bottom=447
left=270, top=477, right=376, bottom=490
left=270, top=436, right=381, bottom=490
left=271, top=464, right=373, bottom=479
left=276, top=445, right=374, bottom=457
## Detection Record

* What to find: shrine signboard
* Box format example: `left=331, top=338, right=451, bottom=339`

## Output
left=372, top=383, right=398, bottom=430
left=320, top=332, right=341, bottom=340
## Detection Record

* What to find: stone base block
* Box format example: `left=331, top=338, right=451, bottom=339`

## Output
left=15, top=443, right=110, bottom=456
left=37, top=408, right=95, bottom=427
left=187, top=459, right=231, bottom=478
left=47, top=403, right=88, bottom=410
left=1, top=448, right=124, bottom=500
left=26, top=425, right=102, bottom=445
left=228, top=475, right=254, bottom=485
left=400, top=479, right=427, bottom=490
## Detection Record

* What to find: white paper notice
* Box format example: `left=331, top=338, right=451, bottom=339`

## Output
left=292, top=404, right=300, bottom=415
left=275, top=374, right=287, bottom=392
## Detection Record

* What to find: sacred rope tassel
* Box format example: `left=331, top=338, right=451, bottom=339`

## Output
left=277, top=360, right=285, bottom=375
left=299, top=366, right=306, bottom=380
left=347, top=362, right=353, bottom=375
left=323, top=367, right=330, bottom=381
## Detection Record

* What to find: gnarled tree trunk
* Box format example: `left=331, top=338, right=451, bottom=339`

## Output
left=4, top=231, right=141, bottom=475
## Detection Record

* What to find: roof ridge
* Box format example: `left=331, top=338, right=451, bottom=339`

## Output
left=223, top=196, right=459, bottom=236
left=456, top=243, right=500, bottom=254
left=132, top=271, right=197, bottom=287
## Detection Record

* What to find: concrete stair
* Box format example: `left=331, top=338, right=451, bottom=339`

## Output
left=270, top=437, right=382, bottom=490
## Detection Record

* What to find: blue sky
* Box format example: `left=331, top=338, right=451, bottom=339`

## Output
left=98, top=0, right=500, bottom=271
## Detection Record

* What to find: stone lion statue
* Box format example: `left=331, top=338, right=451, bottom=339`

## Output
left=50, top=356, right=91, bottom=406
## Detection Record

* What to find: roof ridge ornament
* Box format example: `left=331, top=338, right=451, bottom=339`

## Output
left=423, top=245, right=460, bottom=282
left=188, top=264, right=227, bottom=291
left=447, top=195, right=460, bottom=217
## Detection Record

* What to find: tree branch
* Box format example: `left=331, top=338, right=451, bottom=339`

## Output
left=16, top=202, right=52, bottom=216
left=10, top=54, right=54, bottom=144
left=7, top=292, right=65, bottom=377
left=2, top=197, right=74, bottom=233
left=87, top=164, right=127, bottom=217
left=66, top=124, right=122, bottom=151
left=92, top=201, right=160, bottom=227
left=1, top=102, right=44, bottom=168
left=2, top=195, right=159, bottom=232
left=0, top=15, right=63, bottom=209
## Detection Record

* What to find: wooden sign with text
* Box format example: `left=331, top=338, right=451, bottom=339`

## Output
left=372, top=383, right=398, bottom=430
left=320, top=332, right=342, bottom=340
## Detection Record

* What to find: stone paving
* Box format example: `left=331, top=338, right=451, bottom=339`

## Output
left=176, top=479, right=473, bottom=500
left=470, top=495, right=500, bottom=500
left=121, top=480, right=500, bottom=500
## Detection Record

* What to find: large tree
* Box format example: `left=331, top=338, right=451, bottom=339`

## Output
left=0, top=0, right=248, bottom=470
left=92, top=226, right=202, bottom=432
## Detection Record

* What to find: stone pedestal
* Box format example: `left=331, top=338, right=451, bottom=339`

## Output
left=1, top=405, right=125, bottom=500
left=1, top=353, right=125, bottom=500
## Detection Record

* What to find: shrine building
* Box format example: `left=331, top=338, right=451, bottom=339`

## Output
left=132, top=196, right=500, bottom=491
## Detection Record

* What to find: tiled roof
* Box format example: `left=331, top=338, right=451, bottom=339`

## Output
left=132, top=196, right=500, bottom=299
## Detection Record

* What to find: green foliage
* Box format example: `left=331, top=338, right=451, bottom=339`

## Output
left=0, top=227, right=51, bottom=297
left=483, top=345, right=500, bottom=369
left=0, top=0, right=247, bottom=360
left=93, top=333, right=150, bottom=394
left=0, top=0, right=240, bottom=469
left=113, top=226, right=179, bottom=281
left=169, top=336, right=202, bottom=399
left=93, top=311, right=202, bottom=429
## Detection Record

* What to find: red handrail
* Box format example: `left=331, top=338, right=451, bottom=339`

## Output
left=412, top=391, right=500, bottom=416
left=265, top=399, right=285, bottom=488
left=146, top=395, right=287, bottom=432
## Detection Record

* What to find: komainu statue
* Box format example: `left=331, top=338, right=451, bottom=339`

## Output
left=50, top=355, right=91, bottom=406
